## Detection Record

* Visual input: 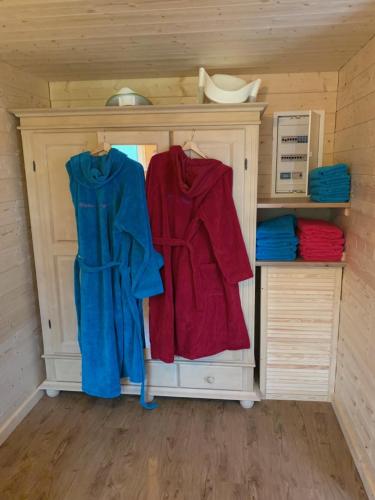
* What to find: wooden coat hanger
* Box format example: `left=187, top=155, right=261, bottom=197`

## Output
left=90, top=142, right=112, bottom=156
left=182, top=130, right=207, bottom=159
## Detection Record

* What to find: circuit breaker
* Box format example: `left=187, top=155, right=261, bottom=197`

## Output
left=271, top=111, right=324, bottom=197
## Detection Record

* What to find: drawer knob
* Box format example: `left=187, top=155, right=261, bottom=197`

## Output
left=206, top=376, right=215, bottom=384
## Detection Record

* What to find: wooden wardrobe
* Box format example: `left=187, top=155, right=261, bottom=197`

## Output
left=14, top=103, right=266, bottom=408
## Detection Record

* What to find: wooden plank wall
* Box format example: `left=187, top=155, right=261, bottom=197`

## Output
left=0, top=0, right=374, bottom=80
left=0, top=61, right=50, bottom=440
left=49, top=71, right=338, bottom=197
left=333, top=35, right=375, bottom=500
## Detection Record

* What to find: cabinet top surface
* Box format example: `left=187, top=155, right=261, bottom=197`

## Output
left=11, top=102, right=267, bottom=118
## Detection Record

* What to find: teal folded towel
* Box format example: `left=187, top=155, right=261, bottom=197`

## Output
left=310, top=181, right=350, bottom=192
left=257, top=248, right=297, bottom=257
left=310, top=186, right=350, bottom=196
left=256, top=215, right=298, bottom=261
left=256, top=214, right=296, bottom=239
left=309, top=164, right=349, bottom=180
left=257, top=249, right=297, bottom=261
left=256, top=236, right=299, bottom=249
left=309, top=164, right=351, bottom=203
left=309, top=175, right=350, bottom=188
left=310, top=192, right=350, bottom=202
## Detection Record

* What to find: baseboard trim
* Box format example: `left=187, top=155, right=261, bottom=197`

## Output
left=0, top=389, right=44, bottom=446
left=333, top=397, right=375, bottom=500
left=40, top=379, right=260, bottom=401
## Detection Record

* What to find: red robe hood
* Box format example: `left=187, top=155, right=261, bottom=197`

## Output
left=170, top=145, right=228, bottom=198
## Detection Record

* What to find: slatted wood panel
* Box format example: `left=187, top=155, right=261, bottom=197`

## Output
left=0, top=1, right=374, bottom=80
left=49, top=71, right=338, bottom=196
left=333, top=34, right=375, bottom=500
left=260, top=267, right=342, bottom=402
left=0, top=61, right=49, bottom=438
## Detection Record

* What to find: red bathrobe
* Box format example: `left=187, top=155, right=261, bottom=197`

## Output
left=146, top=146, right=253, bottom=363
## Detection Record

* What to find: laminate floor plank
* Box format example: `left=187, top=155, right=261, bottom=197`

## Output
left=0, top=394, right=368, bottom=500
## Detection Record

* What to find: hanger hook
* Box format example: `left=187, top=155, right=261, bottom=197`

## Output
left=191, top=129, right=196, bottom=141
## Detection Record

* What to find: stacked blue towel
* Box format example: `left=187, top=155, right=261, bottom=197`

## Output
left=256, top=214, right=298, bottom=261
left=309, top=164, right=351, bottom=202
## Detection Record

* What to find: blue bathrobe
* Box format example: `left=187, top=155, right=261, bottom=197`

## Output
left=66, top=148, right=163, bottom=407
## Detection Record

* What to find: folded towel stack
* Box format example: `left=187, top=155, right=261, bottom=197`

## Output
left=256, top=214, right=298, bottom=261
left=297, top=218, right=345, bottom=262
left=309, top=164, right=351, bottom=202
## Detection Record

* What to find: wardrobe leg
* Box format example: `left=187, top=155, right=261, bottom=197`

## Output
left=240, top=400, right=254, bottom=409
left=46, top=389, right=60, bottom=398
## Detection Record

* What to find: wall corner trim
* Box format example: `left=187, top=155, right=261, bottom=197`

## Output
left=333, top=396, right=375, bottom=500
left=0, top=389, right=44, bottom=446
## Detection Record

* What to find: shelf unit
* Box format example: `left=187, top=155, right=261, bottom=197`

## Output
left=256, top=198, right=350, bottom=265
left=256, top=176, right=348, bottom=404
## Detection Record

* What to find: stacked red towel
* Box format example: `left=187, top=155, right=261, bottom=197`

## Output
left=297, top=218, right=345, bottom=261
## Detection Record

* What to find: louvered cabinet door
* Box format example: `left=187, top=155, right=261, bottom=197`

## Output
left=25, top=131, right=98, bottom=357
left=260, top=266, right=342, bottom=401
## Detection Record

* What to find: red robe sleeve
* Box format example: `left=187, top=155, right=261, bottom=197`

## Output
left=200, top=169, right=253, bottom=284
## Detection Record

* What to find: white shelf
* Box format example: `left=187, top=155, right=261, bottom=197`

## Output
left=257, top=197, right=350, bottom=211
left=256, top=259, right=346, bottom=268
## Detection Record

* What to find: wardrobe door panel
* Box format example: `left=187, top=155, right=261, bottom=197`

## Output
left=146, top=362, right=178, bottom=388
left=55, top=255, right=78, bottom=352
left=45, top=144, right=77, bottom=242
left=54, top=358, right=81, bottom=382
left=172, top=130, right=251, bottom=364
left=32, top=131, right=98, bottom=354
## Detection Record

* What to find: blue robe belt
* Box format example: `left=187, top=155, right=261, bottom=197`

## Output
left=77, top=258, right=121, bottom=272
left=153, top=236, right=203, bottom=311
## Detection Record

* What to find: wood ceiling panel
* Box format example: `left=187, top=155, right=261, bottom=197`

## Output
left=0, top=0, right=374, bottom=80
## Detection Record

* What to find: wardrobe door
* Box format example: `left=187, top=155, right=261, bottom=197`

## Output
left=172, top=129, right=252, bottom=364
left=98, top=130, right=170, bottom=356
left=31, top=131, right=98, bottom=355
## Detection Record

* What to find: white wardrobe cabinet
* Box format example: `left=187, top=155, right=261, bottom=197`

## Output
left=13, top=103, right=266, bottom=406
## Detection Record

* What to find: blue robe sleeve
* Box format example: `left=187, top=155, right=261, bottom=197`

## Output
left=116, top=163, right=164, bottom=299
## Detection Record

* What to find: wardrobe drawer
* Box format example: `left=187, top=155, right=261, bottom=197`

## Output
left=179, top=364, right=244, bottom=391
left=146, top=362, right=178, bottom=387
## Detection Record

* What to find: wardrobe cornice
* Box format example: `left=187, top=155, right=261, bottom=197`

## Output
left=11, top=103, right=267, bottom=130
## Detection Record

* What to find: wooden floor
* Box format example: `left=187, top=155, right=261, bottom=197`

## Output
left=0, top=394, right=367, bottom=500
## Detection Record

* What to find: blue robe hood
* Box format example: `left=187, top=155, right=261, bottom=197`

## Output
left=69, top=148, right=124, bottom=188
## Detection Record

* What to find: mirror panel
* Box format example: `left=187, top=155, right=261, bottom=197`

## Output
left=112, top=144, right=158, bottom=171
